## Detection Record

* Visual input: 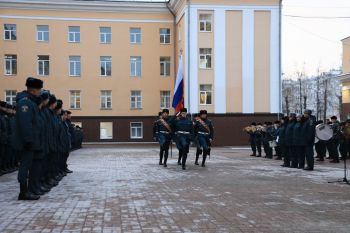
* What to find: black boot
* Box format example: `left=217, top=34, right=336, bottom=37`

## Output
left=163, top=150, right=168, bottom=168
left=182, top=152, right=187, bottom=170
left=202, top=150, right=207, bottom=167
left=159, top=147, right=164, bottom=165
left=177, top=150, right=182, bottom=165
left=195, top=149, right=202, bottom=165
left=18, top=182, right=40, bottom=201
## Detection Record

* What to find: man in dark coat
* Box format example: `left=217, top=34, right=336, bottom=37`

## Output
left=282, top=113, right=296, bottom=167
left=14, top=77, right=43, bottom=200
left=155, top=109, right=173, bottom=167
left=293, top=114, right=305, bottom=169
left=303, top=109, right=316, bottom=170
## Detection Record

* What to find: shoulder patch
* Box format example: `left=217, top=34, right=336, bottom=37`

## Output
left=21, top=105, right=29, bottom=113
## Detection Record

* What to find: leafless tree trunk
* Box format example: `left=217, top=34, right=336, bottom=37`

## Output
left=323, top=78, right=328, bottom=122
left=285, top=96, right=290, bottom=116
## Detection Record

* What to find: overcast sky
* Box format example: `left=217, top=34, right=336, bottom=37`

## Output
left=282, top=0, right=350, bottom=77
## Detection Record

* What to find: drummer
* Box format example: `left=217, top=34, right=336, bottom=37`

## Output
left=327, top=116, right=341, bottom=163
left=315, top=120, right=327, bottom=162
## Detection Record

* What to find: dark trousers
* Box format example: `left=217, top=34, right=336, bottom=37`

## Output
left=327, top=140, right=339, bottom=161
left=315, top=141, right=327, bottom=159
left=295, top=146, right=306, bottom=168
left=29, top=157, right=43, bottom=192
left=176, top=135, right=190, bottom=168
left=264, top=142, right=273, bottom=158
left=250, top=139, right=262, bottom=156
left=197, top=135, right=210, bottom=165
left=275, top=146, right=282, bottom=158
left=284, top=146, right=295, bottom=167
left=17, top=150, right=34, bottom=184
left=158, top=134, right=171, bottom=165
left=305, top=145, right=314, bottom=169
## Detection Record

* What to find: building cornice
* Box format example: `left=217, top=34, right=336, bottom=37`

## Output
left=0, top=0, right=170, bottom=13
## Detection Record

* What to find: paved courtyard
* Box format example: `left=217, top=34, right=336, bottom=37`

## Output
left=0, top=146, right=350, bottom=233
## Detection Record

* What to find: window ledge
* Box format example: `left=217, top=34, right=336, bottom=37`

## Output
left=4, top=74, right=17, bottom=76
left=69, top=75, right=81, bottom=77
left=69, top=108, right=82, bottom=110
left=130, top=108, right=143, bottom=110
left=100, top=108, right=112, bottom=110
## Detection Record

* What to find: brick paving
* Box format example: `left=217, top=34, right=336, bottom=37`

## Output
left=0, top=146, right=350, bottom=233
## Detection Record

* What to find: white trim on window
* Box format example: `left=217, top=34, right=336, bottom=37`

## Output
left=130, top=122, right=143, bottom=139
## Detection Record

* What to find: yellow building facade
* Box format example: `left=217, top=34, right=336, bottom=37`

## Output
left=0, top=0, right=281, bottom=145
left=339, top=36, right=350, bottom=119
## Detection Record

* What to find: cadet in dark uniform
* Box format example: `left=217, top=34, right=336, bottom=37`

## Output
left=155, top=109, right=173, bottom=167
left=152, top=112, right=162, bottom=142
left=15, top=77, right=43, bottom=200
left=303, top=110, right=316, bottom=170
left=193, top=114, right=203, bottom=165
left=264, top=122, right=275, bottom=159
left=282, top=113, right=296, bottom=167
left=292, top=114, right=305, bottom=169
left=327, top=116, right=341, bottom=164
left=273, top=121, right=282, bottom=160
left=194, top=110, right=214, bottom=167
left=174, top=108, right=194, bottom=170
left=276, top=117, right=288, bottom=161
left=0, top=101, right=8, bottom=174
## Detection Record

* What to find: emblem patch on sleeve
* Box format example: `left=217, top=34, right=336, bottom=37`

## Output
left=21, top=105, right=29, bottom=112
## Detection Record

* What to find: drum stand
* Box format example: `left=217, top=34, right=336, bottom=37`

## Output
left=328, top=155, right=350, bottom=185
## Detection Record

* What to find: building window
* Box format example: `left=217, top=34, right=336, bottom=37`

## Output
left=130, top=56, right=141, bottom=77
left=130, top=122, right=143, bottom=139
left=160, top=57, right=170, bottom=76
left=100, top=122, right=113, bottom=139
left=160, top=28, right=170, bottom=44
left=100, top=56, right=112, bottom=76
left=69, top=56, right=81, bottom=76
left=199, top=14, right=212, bottom=32
left=38, top=55, right=50, bottom=76
left=101, top=90, right=112, bottom=109
left=4, top=54, right=17, bottom=75
left=199, top=48, right=212, bottom=69
left=130, top=27, right=141, bottom=43
left=160, top=91, right=170, bottom=109
left=70, top=90, right=81, bottom=109
left=37, top=25, right=49, bottom=41
left=5, top=90, right=17, bottom=104
left=130, top=90, right=142, bottom=109
left=199, top=84, right=212, bottom=105
left=4, top=24, right=16, bottom=40
left=68, top=26, right=80, bottom=42
left=100, top=27, right=111, bottom=43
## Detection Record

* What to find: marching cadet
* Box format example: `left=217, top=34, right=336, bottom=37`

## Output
left=194, top=110, right=214, bottom=167
left=15, top=77, right=43, bottom=200
left=193, top=114, right=203, bottom=165
left=155, top=109, right=173, bottom=167
left=327, top=116, right=341, bottom=164
left=173, top=108, right=194, bottom=170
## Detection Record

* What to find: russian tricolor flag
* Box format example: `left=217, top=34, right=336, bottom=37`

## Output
left=172, top=55, right=184, bottom=112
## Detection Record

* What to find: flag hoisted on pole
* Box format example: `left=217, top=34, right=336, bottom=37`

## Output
left=172, top=55, right=184, bottom=112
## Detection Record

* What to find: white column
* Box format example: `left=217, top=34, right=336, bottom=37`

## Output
left=242, top=9, right=255, bottom=113
left=189, top=7, right=198, bottom=114
left=270, top=9, right=280, bottom=113
left=184, top=10, right=189, bottom=109
left=214, top=8, right=226, bottom=113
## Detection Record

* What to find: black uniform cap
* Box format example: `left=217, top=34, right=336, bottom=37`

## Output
left=331, top=116, right=337, bottom=120
left=26, top=77, right=43, bottom=89
left=180, top=108, right=187, bottom=113
left=200, top=110, right=207, bottom=115
left=162, top=109, right=169, bottom=114
left=48, top=95, right=57, bottom=105
left=0, top=101, right=6, bottom=107
left=66, top=110, right=72, bottom=114
left=40, top=90, right=50, bottom=100
left=55, top=99, right=63, bottom=110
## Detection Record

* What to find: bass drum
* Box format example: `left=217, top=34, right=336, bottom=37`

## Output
left=315, top=123, right=333, bottom=141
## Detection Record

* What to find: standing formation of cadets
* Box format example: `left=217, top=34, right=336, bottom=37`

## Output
left=0, top=77, right=83, bottom=200
left=154, top=108, right=214, bottom=170
left=246, top=109, right=350, bottom=171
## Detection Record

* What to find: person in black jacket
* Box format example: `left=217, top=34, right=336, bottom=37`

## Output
left=194, top=110, right=214, bottom=167
left=303, top=109, right=316, bottom=170
left=293, top=114, right=306, bottom=169
left=14, top=77, right=43, bottom=200
left=282, top=113, right=296, bottom=167
left=315, top=120, right=327, bottom=161
left=276, top=116, right=288, bottom=160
